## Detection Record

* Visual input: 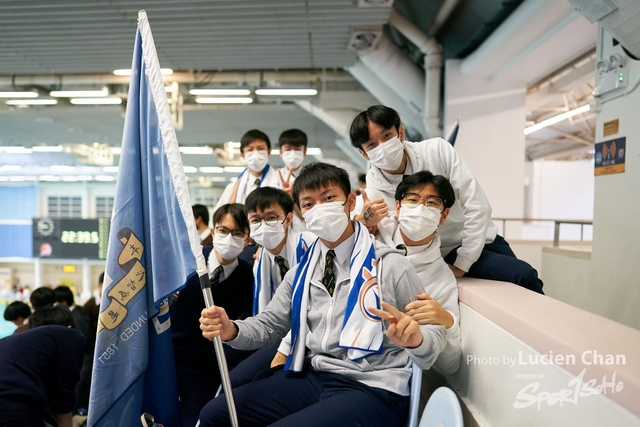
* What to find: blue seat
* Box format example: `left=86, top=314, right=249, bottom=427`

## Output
left=418, top=386, right=463, bottom=427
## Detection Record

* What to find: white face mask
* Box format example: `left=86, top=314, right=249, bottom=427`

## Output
left=398, top=204, right=441, bottom=242
left=281, top=150, right=304, bottom=170
left=302, top=201, right=349, bottom=243
left=245, top=150, right=269, bottom=173
left=213, top=233, right=245, bottom=260
left=366, top=136, right=404, bottom=171
left=251, top=221, right=286, bottom=250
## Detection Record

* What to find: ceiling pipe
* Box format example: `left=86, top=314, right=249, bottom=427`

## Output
left=389, top=8, right=443, bottom=137
left=347, top=59, right=426, bottom=136
left=356, top=34, right=426, bottom=116
left=428, top=0, right=463, bottom=37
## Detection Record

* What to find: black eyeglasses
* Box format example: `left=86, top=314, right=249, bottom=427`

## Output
left=248, top=213, right=286, bottom=230
left=214, top=226, right=248, bottom=239
left=400, top=193, right=445, bottom=212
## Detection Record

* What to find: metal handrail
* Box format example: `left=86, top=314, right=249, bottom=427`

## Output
left=491, top=218, right=593, bottom=247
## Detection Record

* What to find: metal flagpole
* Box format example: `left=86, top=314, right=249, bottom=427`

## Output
left=199, top=273, right=239, bottom=427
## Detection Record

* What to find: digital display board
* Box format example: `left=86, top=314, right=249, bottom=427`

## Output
left=32, top=218, right=111, bottom=259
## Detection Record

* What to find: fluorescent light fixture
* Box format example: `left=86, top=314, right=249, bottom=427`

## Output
left=183, top=166, right=198, bottom=173
left=255, top=88, right=317, bottom=96
left=70, top=98, right=122, bottom=105
left=0, top=177, right=7, bottom=182
left=95, top=175, right=116, bottom=182
left=32, top=145, right=63, bottom=153
left=50, top=165, right=76, bottom=172
left=179, top=146, right=214, bottom=155
left=6, top=99, right=58, bottom=106
left=0, top=91, right=38, bottom=98
left=113, top=68, right=173, bottom=76
left=50, top=89, right=108, bottom=97
left=224, top=166, right=246, bottom=173
left=77, top=175, right=94, bottom=181
left=524, top=104, right=591, bottom=135
left=102, top=166, right=119, bottom=173
left=62, top=176, right=79, bottom=182
left=0, top=165, right=22, bottom=171
left=110, top=147, right=122, bottom=155
left=211, top=177, right=228, bottom=182
left=229, top=177, right=238, bottom=183
left=39, top=175, right=61, bottom=182
left=9, top=176, right=25, bottom=182
left=0, top=146, right=33, bottom=154
left=200, top=167, right=224, bottom=173
left=195, top=97, right=253, bottom=104
left=190, top=88, right=251, bottom=96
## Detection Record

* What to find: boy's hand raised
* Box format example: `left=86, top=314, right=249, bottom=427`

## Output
left=369, top=301, right=423, bottom=349
left=200, top=306, right=238, bottom=342
left=355, top=189, right=388, bottom=227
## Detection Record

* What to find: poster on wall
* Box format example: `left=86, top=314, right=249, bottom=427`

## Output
left=594, top=137, right=626, bottom=176
left=32, top=218, right=111, bottom=259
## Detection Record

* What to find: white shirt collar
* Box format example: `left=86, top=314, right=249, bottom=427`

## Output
left=208, top=249, right=238, bottom=280
left=199, top=228, right=211, bottom=242
left=319, top=223, right=356, bottom=266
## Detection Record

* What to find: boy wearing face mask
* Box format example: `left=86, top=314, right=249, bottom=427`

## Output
left=277, top=128, right=308, bottom=232
left=214, top=129, right=280, bottom=211
left=199, top=162, right=446, bottom=427
left=376, top=171, right=461, bottom=375
left=226, top=187, right=314, bottom=388
left=171, top=203, right=254, bottom=427
left=350, top=105, right=543, bottom=294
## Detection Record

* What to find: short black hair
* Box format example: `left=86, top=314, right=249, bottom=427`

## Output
left=28, top=305, right=74, bottom=329
left=394, top=171, right=456, bottom=209
left=278, top=129, right=308, bottom=148
left=213, top=203, right=249, bottom=232
left=99, top=271, right=105, bottom=285
left=245, top=187, right=294, bottom=215
left=293, top=162, right=351, bottom=208
left=30, top=287, right=55, bottom=310
left=53, top=285, right=76, bottom=307
left=4, top=301, right=31, bottom=321
left=358, top=173, right=367, bottom=183
left=350, top=105, right=401, bottom=148
left=240, top=129, right=271, bottom=152
left=192, top=204, right=210, bottom=227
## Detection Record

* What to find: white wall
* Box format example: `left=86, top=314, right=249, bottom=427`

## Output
left=528, top=160, right=594, bottom=220
left=444, top=60, right=525, bottom=219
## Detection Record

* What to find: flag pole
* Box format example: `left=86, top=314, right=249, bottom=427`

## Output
left=199, top=274, right=239, bottom=427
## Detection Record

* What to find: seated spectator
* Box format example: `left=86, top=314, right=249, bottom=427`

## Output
left=30, top=286, right=55, bottom=310
left=376, top=171, right=462, bottom=375
left=53, top=286, right=92, bottom=414
left=0, top=305, right=85, bottom=427
left=3, top=301, right=31, bottom=334
left=171, top=203, right=254, bottom=427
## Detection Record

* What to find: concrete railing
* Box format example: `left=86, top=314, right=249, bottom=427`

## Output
left=447, top=278, right=640, bottom=427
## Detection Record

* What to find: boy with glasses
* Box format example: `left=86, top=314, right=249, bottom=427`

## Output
left=171, top=203, right=253, bottom=427
left=199, top=162, right=446, bottom=427
left=376, top=171, right=462, bottom=375
left=350, top=105, right=543, bottom=294
left=214, top=129, right=280, bottom=211
left=227, top=187, right=315, bottom=387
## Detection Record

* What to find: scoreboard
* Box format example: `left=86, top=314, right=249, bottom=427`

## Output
left=33, top=218, right=111, bottom=259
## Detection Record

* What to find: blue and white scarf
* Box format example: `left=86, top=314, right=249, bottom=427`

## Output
left=285, top=221, right=384, bottom=372
left=253, top=232, right=310, bottom=315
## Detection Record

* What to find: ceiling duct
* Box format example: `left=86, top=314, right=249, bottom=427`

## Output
left=569, top=0, right=640, bottom=59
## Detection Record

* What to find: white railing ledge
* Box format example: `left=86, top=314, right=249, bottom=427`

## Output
left=456, top=277, right=640, bottom=419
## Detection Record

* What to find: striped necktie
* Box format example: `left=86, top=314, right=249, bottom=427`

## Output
left=210, top=265, right=224, bottom=287
left=322, top=250, right=336, bottom=296
left=274, top=255, right=288, bottom=280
